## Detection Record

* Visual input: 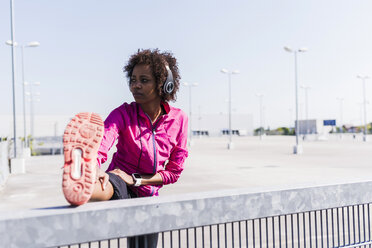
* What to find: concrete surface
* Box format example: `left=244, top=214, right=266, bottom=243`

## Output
left=3, top=180, right=372, bottom=248
left=0, top=134, right=372, bottom=211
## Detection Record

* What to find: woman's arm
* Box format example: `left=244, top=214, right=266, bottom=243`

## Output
left=95, top=108, right=124, bottom=189
left=109, top=169, right=163, bottom=186
left=96, top=108, right=123, bottom=167
left=158, top=115, right=189, bottom=185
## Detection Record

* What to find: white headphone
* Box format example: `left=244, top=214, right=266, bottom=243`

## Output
left=162, top=64, right=174, bottom=94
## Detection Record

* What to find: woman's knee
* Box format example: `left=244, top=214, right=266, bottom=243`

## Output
left=90, top=181, right=114, bottom=201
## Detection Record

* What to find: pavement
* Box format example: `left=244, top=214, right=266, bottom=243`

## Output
left=1, top=134, right=372, bottom=211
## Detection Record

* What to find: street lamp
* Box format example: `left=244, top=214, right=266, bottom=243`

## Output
left=357, top=75, right=369, bottom=142
left=255, top=93, right=264, bottom=140
left=221, top=68, right=240, bottom=150
left=183, top=82, right=198, bottom=146
left=301, top=85, right=311, bottom=138
left=357, top=101, right=364, bottom=131
left=6, top=40, right=40, bottom=148
left=284, top=46, right=308, bottom=154
left=25, top=81, right=41, bottom=138
left=336, top=97, right=344, bottom=139
left=288, top=108, right=293, bottom=131
left=198, top=105, right=202, bottom=135
left=8, top=0, right=17, bottom=157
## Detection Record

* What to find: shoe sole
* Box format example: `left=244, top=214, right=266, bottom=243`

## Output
left=62, top=112, right=104, bottom=206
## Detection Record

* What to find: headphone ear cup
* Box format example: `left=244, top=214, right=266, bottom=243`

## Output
left=163, top=80, right=175, bottom=94
left=163, top=64, right=174, bottom=95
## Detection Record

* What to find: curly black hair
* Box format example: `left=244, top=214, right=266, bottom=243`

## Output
left=123, top=48, right=181, bottom=102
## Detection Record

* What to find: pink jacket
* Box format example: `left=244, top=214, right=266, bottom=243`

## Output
left=97, top=101, right=188, bottom=197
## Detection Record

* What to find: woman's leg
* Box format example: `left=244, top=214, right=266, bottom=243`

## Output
left=91, top=172, right=131, bottom=201
left=89, top=171, right=159, bottom=247
left=127, top=234, right=159, bottom=248
left=89, top=179, right=114, bottom=201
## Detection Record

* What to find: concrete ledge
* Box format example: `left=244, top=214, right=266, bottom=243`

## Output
left=1, top=181, right=372, bottom=248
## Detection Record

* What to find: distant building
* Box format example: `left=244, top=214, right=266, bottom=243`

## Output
left=295, top=119, right=335, bottom=135
left=190, top=113, right=254, bottom=136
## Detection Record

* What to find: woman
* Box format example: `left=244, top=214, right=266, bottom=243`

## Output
left=62, top=49, right=188, bottom=247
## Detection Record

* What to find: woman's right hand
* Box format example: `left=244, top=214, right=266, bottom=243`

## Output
left=96, top=166, right=109, bottom=190
left=109, top=169, right=135, bottom=186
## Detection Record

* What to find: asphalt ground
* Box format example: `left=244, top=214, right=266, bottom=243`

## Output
left=0, top=134, right=371, bottom=211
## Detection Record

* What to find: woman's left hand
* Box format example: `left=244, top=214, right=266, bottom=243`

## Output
left=109, top=169, right=135, bottom=186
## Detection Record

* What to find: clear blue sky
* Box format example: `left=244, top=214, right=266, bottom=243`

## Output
left=1, top=0, right=372, bottom=129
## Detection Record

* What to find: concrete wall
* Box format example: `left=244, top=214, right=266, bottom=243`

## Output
left=1, top=181, right=372, bottom=247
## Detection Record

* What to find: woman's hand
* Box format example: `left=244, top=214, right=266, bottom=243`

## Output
left=96, top=166, right=109, bottom=190
left=109, top=169, right=135, bottom=186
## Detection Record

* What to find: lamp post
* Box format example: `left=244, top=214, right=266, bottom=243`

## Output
left=284, top=46, right=308, bottom=154
left=357, top=75, right=369, bottom=142
left=8, top=0, right=17, bottom=157
left=357, top=101, right=364, bottom=131
left=221, top=69, right=240, bottom=150
left=336, top=97, right=344, bottom=139
left=289, top=108, right=293, bottom=132
left=183, top=82, right=198, bottom=146
left=198, top=105, right=202, bottom=136
left=6, top=40, right=40, bottom=148
left=301, top=85, right=311, bottom=138
left=25, top=82, right=41, bottom=138
left=255, top=93, right=264, bottom=140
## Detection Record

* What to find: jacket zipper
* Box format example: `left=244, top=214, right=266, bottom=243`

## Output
left=151, top=127, right=157, bottom=174
left=144, top=113, right=160, bottom=175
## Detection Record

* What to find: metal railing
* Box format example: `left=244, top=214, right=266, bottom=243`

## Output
left=2, top=181, right=372, bottom=248
left=56, top=205, right=372, bottom=248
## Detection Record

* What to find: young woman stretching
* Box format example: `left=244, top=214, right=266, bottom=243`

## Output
left=61, top=49, right=188, bottom=247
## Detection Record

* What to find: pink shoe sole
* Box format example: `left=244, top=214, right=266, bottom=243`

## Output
left=62, top=112, right=104, bottom=206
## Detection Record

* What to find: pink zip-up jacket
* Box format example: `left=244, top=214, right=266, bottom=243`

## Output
left=96, top=101, right=188, bottom=197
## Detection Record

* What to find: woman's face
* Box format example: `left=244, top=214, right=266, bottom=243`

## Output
left=129, top=64, right=161, bottom=105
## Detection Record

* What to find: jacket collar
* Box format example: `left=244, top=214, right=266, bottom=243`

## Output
left=161, top=101, right=170, bottom=114
left=135, top=101, right=170, bottom=119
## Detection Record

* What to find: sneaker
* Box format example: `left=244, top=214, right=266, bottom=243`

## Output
left=62, top=112, right=104, bottom=205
